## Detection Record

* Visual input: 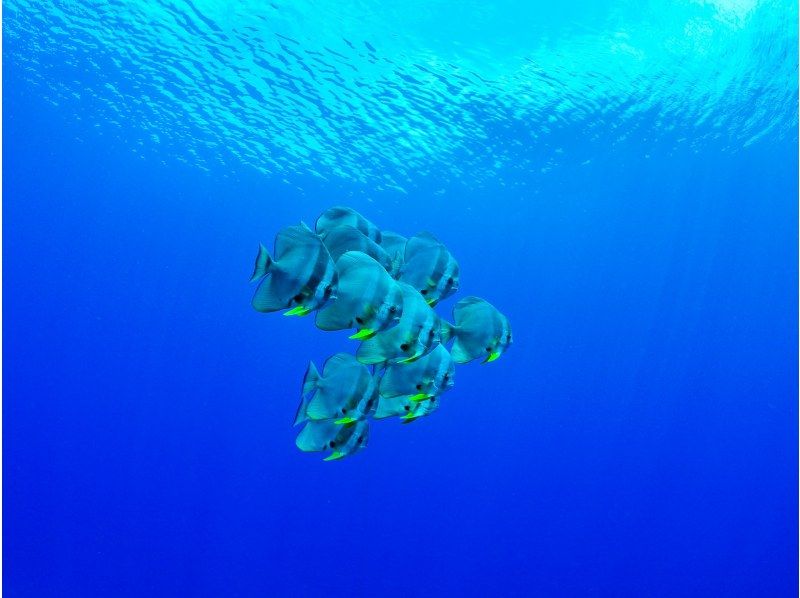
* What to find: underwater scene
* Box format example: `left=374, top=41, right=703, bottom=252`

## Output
left=4, top=0, right=798, bottom=596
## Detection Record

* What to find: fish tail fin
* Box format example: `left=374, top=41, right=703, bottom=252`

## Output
left=302, top=361, right=321, bottom=396
left=390, top=253, right=403, bottom=278
left=440, top=321, right=457, bottom=344
left=293, top=394, right=310, bottom=426
left=250, top=244, right=273, bottom=282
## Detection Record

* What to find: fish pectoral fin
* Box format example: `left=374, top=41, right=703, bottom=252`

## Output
left=349, top=328, right=376, bottom=340
left=323, top=451, right=345, bottom=461
left=396, top=353, right=422, bottom=364
left=334, top=417, right=357, bottom=426
left=408, top=393, right=432, bottom=402
left=484, top=351, right=501, bottom=363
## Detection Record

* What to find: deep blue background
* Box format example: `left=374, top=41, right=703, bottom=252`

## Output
left=5, top=30, right=798, bottom=598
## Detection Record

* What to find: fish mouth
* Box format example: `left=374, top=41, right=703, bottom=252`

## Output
left=349, top=328, right=376, bottom=340
left=484, top=351, right=502, bottom=363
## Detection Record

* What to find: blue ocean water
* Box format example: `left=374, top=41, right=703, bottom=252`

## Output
left=4, top=0, right=798, bottom=595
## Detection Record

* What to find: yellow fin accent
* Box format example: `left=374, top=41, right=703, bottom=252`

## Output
left=349, top=328, right=376, bottom=340
left=284, top=305, right=307, bottom=316
left=485, top=351, right=501, bottom=363
left=323, top=451, right=345, bottom=461
left=409, top=393, right=431, bottom=402
left=397, top=352, right=422, bottom=364
left=334, top=417, right=357, bottom=426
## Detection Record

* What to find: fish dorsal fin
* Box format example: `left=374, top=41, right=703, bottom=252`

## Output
left=404, top=231, right=443, bottom=261
left=274, top=224, right=320, bottom=262
left=321, top=225, right=371, bottom=259
left=315, top=206, right=358, bottom=232
left=336, top=250, right=383, bottom=277
left=323, top=353, right=365, bottom=379
left=452, top=296, right=493, bottom=326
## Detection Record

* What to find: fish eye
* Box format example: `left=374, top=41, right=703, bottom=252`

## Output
left=330, top=441, right=337, bottom=448
left=342, top=408, right=347, bottom=414
left=355, top=316, right=364, bottom=325
left=323, top=286, right=332, bottom=297
left=430, top=397, right=436, bottom=402
left=447, top=277, right=453, bottom=284
left=404, top=405, right=410, bottom=411
left=420, top=289, right=428, bottom=295
left=389, top=305, right=397, bottom=313
left=293, top=293, right=303, bottom=302
left=428, top=329, right=435, bottom=337
left=400, top=343, right=410, bottom=351
left=415, top=384, right=422, bottom=390
left=443, top=374, right=449, bottom=381
left=367, top=398, right=374, bottom=407
left=486, top=347, right=493, bottom=352
left=357, top=436, right=364, bottom=444
left=506, top=334, right=512, bottom=341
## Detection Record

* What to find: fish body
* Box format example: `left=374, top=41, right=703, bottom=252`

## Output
left=251, top=223, right=337, bottom=315
left=398, top=232, right=459, bottom=306
left=315, top=251, right=404, bottom=337
left=356, top=282, right=442, bottom=365
left=442, top=297, right=512, bottom=364
left=294, top=353, right=379, bottom=426
left=316, top=206, right=382, bottom=244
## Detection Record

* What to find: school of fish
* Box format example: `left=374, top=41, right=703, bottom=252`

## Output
left=250, top=207, right=513, bottom=461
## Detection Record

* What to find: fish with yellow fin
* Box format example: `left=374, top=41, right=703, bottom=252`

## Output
left=441, top=297, right=512, bottom=364
left=294, top=353, right=378, bottom=426
left=250, top=223, right=337, bottom=316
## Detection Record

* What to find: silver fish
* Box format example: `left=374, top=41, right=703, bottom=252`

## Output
left=294, top=353, right=378, bottom=426
left=442, top=297, right=512, bottom=364
left=250, top=222, right=337, bottom=316
left=316, top=251, right=404, bottom=339
left=379, top=344, right=455, bottom=402
left=399, top=232, right=459, bottom=306
left=295, top=418, right=370, bottom=461
left=355, top=282, right=442, bottom=365
left=374, top=392, right=442, bottom=422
